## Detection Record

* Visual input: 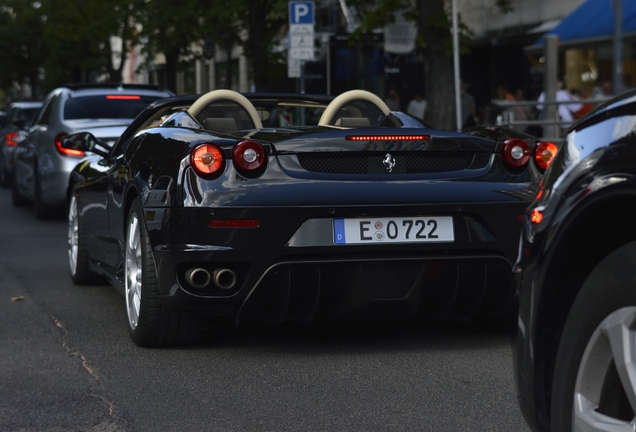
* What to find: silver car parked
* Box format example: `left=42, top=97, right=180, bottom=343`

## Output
left=0, top=101, right=43, bottom=186
left=12, top=84, right=173, bottom=218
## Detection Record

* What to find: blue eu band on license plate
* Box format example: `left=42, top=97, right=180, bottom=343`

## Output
left=333, top=217, right=454, bottom=245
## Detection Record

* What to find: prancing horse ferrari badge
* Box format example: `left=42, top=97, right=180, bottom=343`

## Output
left=383, top=153, right=396, bottom=172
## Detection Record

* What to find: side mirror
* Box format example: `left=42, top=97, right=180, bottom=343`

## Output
left=61, top=132, right=111, bottom=158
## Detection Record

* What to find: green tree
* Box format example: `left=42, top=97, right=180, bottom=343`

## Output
left=132, top=0, right=207, bottom=92
left=0, top=0, right=140, bottom=97
left=241, top=0, right=288, bottom=91
left=44, top=0, right=137, bottom=86
left=0, top=0, right=47, bottom=98
left=135, top=0, right=289, bottom=93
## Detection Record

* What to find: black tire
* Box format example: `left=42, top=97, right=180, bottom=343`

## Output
left=0, top=162, right=10, bottom=187
left=11, top=168, right=29, bottom=206
left=34, top=168, right=59, bottom=219
left=125, top=198, right=201, bottom=347
left=68, top=193, right=102, bottom=285
left=550, top=241, right=636, bottom=431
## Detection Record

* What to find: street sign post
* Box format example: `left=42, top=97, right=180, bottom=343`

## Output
left=288, top=1, right=314, bottom=80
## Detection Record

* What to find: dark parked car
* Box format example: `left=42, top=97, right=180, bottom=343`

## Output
left=63, top=88, right=554, bottom=347
left=11, top=84, right=173, bottom=218
left=514, top=88, right=636, bottom=431
left=0, top=101, right=43, bottom=186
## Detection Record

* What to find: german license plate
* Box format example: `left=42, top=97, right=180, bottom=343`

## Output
left=333, top=217, right=454, bottom=245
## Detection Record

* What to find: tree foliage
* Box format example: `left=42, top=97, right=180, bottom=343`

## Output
left=44, top=0, right=137, bottom=86
left=0, top=0, right=292, bottom=97
left=0, top=0, right=47, bottom=97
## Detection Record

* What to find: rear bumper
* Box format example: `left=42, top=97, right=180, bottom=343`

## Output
left=146, top=201, right=526, bottom=322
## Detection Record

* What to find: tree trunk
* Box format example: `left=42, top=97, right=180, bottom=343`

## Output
left=424, top=54, right=455, bottom=130
left=247, top=1, right=270, bottom=92
left=164, top=49, right=179, bottom=93
left=418, top=0, right=457, bottom=131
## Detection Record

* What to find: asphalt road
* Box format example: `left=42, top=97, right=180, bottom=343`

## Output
left=0, top=187, right=530, bottom=431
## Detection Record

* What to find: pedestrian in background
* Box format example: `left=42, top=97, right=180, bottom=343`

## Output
left=591, top=79, right=612, bottom=100
left=460, top=81, right=476, bottom=129
left=496, top=85, right=515, bottom=102
left=537, top=79, right=581, bottom=134
left=407, top=92, right=426, bottom=121
left=384, top=87, right=401, bottom=111
left=571, top=87, right=593, bottom=120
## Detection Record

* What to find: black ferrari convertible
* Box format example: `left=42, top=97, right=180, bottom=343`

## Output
left=63, top=89, right=554, bottom=346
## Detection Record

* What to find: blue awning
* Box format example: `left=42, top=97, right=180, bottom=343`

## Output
left=526, top=0, right=636, bottom=52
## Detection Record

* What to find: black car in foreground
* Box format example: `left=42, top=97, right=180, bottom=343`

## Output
left=514, top=88, right=636, bottom=431
left=63, top=89, right=553, bottom=347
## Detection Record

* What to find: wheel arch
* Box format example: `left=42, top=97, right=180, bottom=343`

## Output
left=535, top=186, right=636, bottom=420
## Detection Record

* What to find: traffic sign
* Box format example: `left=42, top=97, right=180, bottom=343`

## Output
left=290, top=35, right=314, bottom=48
left=289, top=24, right=313, bottom=35
left=289, top=2, right=314, bottom=25
left=289, top=48, right=314, bottom=61
left=288, top=1, right=315, bottom=75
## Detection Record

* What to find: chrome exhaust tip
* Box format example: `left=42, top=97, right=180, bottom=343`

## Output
left=185, top=268, right=211, bottom=289
left=213, top=268, right=237, bottom=290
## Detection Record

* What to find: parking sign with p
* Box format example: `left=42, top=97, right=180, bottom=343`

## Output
left=289, top=1, right=314, bottom=25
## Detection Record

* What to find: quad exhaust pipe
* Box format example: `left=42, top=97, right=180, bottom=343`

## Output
left=185, top=267, right=237, bottom=290
left=213, top=268, right=237, bottom=290
left=185, top=268, right=211, bottom=289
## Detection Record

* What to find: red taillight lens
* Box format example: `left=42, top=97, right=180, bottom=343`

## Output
left=531, top=208, right=543, bottom=224
left=232, top=140, right=265, bottom=171
left=191, top=144, right=224, bottom=176
left=501, top=138, right=530, bottom=167
left=534, top=142, right=558, bottom=170
left=6, top=132, right=19, bottom=147
left=55, top=132, right=84, bottom=157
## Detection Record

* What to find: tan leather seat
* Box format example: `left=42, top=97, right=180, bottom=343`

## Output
left=204, top=118, right=237, bottom=133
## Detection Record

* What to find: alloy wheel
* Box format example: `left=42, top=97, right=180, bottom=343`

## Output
left=67, top=195, right=79, bottom=275
left=574, top=306, right=636, bottom=431
left=125, top=212, right=142, bottom=330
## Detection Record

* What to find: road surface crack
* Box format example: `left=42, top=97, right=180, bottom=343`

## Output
left=53, top=316, right=99, bottom=381
left=52, top=316, right=123, bottom=429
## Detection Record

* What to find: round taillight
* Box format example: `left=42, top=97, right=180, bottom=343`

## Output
left=191, top=144, right=224, bottom=176
left=534, top=142, right=558, bottom=170
left=232, top=140, right=265, bottom=171
left=501, top=138, right=530, bottom=167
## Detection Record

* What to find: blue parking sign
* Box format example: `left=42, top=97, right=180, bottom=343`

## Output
left=289, top=1, right=314, bottom=25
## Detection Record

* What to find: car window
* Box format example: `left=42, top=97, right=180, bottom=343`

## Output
left=16, top=108, right=41, bottom=125
left=64, top=95, right=164, bottom=120
left=36, top=95, right=59, bottom=126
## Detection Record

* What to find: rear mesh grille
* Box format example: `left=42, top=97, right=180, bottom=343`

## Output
left=297, top=152, right=475, bottom=174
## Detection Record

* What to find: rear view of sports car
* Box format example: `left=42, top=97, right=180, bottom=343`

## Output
left=63, top=89, right=555, bottom=347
